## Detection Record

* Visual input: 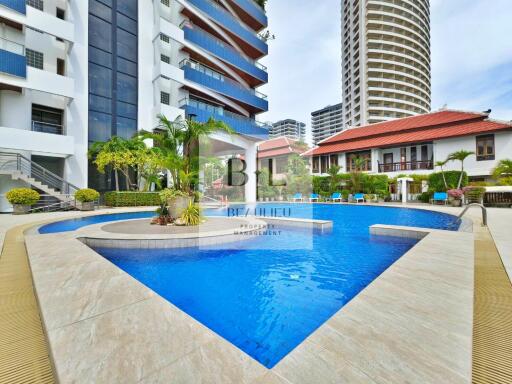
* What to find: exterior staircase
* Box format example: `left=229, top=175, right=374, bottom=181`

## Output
left=0, top=152, right=80, bottom=210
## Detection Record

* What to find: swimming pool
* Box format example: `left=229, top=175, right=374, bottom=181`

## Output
left=75, top=204, right=459, bottom=368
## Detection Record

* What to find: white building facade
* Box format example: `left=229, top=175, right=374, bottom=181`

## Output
left=341, top=0, right=431, bottom=127
left=311, top=103, right=343, bottom=145
left=0, top=0, right=269, bottom=211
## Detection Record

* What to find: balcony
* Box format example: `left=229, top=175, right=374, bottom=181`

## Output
left=180, top=99, right=269, bottom=139
left=378, top=160, right=433, bottom=173
left=0, top=37, right=26, bottom=78
left=32, top=121, right=64, bottom=135
left=231, top=0, right=267, bottom=28
left=0, top=0, right=25, bottom=14
left=187, top=0, right=268, bottom=55
left=181, top=60, right=268, bottom=112
left=183, top=25, right=267, bottom=83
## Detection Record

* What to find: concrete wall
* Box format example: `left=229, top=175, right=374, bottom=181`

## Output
left=0, top=175, right=27, bottom=213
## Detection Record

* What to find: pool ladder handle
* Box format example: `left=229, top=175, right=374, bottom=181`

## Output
left=458, top=203, right=487, bottom=227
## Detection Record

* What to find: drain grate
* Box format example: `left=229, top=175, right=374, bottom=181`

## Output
left=0, top=226, right=55, bottom=384
left=473, top=228, right=512, bottom=384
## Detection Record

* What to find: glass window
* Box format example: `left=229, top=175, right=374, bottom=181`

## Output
left=117, top=0, right=137, bottom=20
left=89, top=15, right=112, bottom=52
left=88, top=111, right=112, bottom=142
left=117, top=12, right=137, bottom=33
left=26, top=0, right=43, bottom=11
left=89, top=0, right=112, bottom=22
left=117, top=101, right=137, bottom=119
left=161, top=54, right=170, bottom=64
left=161, top=92, right=170, bottom=105
left=26, top=49, right=44, bottom=70
left=476, top=135, right=495, bottom=161
left=117, top=28, right=137, bottom=62
left=89, top=94, right=112, bottom=114
left=117, top=57, right=137, bottom=76
left=116, top=72, right=137, bottom=104
left=89, top=46, right=112, bottom=67
left=89, top=63, right=112, bottom=97
left=116, top=116, right=137, bottom=139
left=312, top=157, right=320, bottom=173
left=276, top=157, right=288, bottom=174
left=160, top=33, right=170, bottom=43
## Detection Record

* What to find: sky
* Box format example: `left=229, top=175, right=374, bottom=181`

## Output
left=259, top=0, right=512, bottom=141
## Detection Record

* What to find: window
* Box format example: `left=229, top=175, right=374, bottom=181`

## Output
left=421, top=145, right=428, bottom=161
left=160, top=91, right=170, bottom=105
left=312, top=157, right=320, bottom=173
left=56, top=8, right=65, bottom=20
left=160, top=33, right=170, bottom=43
left=330, top=155, right=338, bottom=167
left=26, top=0, right=43, bottom=11
left=57, top=58, right=65, bottom=76
left=321, top=156, right=329, bottom=174
left=26, top=49, right=44, bottom=69
left=161, top=54, right=170, bottom=64
left=476, top=135, right=495, bottom=161
left=32, top=104, right=64, bottom=135
left=346, top=151, right=371, bottom=172
left=161, top=0, right=170, bottom=6
left=276, top=157, right=287, bottom=174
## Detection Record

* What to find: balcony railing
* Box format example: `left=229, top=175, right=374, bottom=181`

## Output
left=183, top=25, right=267, bottom=83
left=187, top=0, right=268, bottom=55
left=179, top=98, right=269, bottom=139
left=0, top=37, right=26, bottom=78
left=180, top=60, right=268, bottom=111
left=378, top=160, right=433, bottom=173
left=0, top=0, right=26, bottom=14
left=232, top=0, right=267, bottom=27
left=32, top=121, right=64, bottom=135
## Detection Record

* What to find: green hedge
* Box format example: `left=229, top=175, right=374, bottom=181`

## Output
left=104, top=192, right=161, bottom=207
left=428, top=171, right=468, bottom=192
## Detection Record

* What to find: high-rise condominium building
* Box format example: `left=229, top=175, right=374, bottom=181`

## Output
left=341, top=0, right=431, bottom=127
left=270, top=119, right=306, bottom=141
left=0, top=0, right=269, bottom=211
left=311, top=103, right=343, bottom=144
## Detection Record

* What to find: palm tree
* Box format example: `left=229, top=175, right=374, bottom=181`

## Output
left=448, top=150, right=475, bottom=189
left=350, top=157, right=366, bottom=193
left=492, top=159, right=512, bottom=180
left=327, top=165, right=342, bottom=194
left=435, top=159, right=449, bottom=190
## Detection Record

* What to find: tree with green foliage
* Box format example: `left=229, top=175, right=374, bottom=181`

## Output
left=435, top=159, right=449, bottom=190
left=286, top=154, right=312, bottom=196
left=326, top=165, right=343, bottom=194
left=448, top=150, right=475, bottom=189
left=349, top=157, right=366, bottom=193
left=492, top=159, right=512, bottom=185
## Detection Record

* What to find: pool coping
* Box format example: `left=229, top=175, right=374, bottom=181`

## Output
left=21, top=205, right=476, bottom=383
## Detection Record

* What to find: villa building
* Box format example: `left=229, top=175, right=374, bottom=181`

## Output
left=0, top=0, right=269, bottom=211
left=304, top=110, right=512, bottom=182
left=270, top=119, right=306, bottom=141
left=258, top=137, right=307, bottom=180
left=341, top=0, right=431, bottom=127
left=311, top=103, right=343, bottom=144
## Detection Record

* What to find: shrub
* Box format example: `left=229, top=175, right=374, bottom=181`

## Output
left=75, top=188, right=100, bottom=202
left=428, top=171, right=468, bottom=192
left=180, top=202, right=202, bottom=226
left=312, top=176, right=330, bottom=194
left=6, top=188, right=40, bottom=205
left=418, top=191, right=432, bottom=203
left=341, top=190, right=350, bottom=200
left=463, top=186, right=486, bottom=203
left=104, top=192, right=160, bottom=207
left=159, top=188, right=189, bottom=203
left=363, top=175, right=389, bottom=194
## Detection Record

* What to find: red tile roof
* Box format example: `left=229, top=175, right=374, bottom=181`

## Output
left=257, top=137, right=307, bottom=159
left=304, top=110, right=512, bottom=156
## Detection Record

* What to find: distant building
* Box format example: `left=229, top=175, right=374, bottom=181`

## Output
left=270, top=119, right=306, bottom=141
left=311, top=103, right=343, bottom=145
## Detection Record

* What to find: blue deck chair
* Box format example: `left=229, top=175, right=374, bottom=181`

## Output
left=354, top=193, right=365, bottom=203
left=431, top=192, right=448, bottom=205
left=292, top=193, right=303, bottom=202
left=309, top=193, right=319, bottom=202
left=330, top=192, right=342, bottom=202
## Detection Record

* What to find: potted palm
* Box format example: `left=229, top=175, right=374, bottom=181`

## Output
left=159, top=189, right=193, bottom=220
left=74, top=188, right=100, bottom=211
left=6, top=188, right=40, bottom=214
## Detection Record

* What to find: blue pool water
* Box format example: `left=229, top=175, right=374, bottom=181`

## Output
left=66, top=204, right=461, bottom=368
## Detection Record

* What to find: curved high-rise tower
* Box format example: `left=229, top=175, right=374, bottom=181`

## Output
left=341, top=0, right=431, bottom=128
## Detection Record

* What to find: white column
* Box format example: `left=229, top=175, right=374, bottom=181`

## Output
left=244, top=143, right=257, bottom=203
left=401, top=180, right=408, bottom=204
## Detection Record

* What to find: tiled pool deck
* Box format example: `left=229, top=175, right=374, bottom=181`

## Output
left=0, top=205, right=511, bottom=383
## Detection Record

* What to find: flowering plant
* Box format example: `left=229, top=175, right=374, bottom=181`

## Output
left=447, top=189, right=464, bottom=199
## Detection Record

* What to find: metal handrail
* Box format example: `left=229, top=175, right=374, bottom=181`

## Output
left=0, top=152, right=80, bottom=195
left=458, top=203, right=487, bottom=227
left=31, top=120, right=64, bottom=135
left=378, top=160, right=433, bottom=173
